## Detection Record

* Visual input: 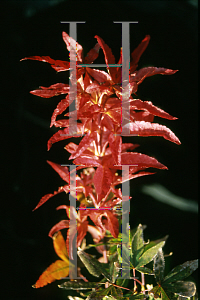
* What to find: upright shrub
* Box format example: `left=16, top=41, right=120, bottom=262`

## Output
left=21, top=31, right=198, bottom=299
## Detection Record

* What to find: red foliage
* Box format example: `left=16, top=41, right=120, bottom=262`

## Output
left=23, top=31, right=180, bottom=287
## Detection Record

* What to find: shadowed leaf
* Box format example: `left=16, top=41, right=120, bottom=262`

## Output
left=163, top=259, right=198, bottom=284
left=129, top=294, right=146, bottom=299
left=131, top=224, right=145, bottom=267
left=160, top=286, right=172, bottom=300
left=59, top=281, right=101, bottom=290
left=164, top=281, right=196, bottom=298
left=116, top=278, right=130, bottom=288
left=153, top=248, right=165, bottom=282
left=78, top=249, right=111, bottom=281
left=89, top=285, right=123, bottom=300
left=117, top=244, right=131, bottom=266
left=109, top=261, right=120, bottom=283
left=136, top=266, right=154, bottom=275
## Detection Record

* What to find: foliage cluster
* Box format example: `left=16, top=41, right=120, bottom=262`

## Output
left=22, top=31, right=198, bottom=299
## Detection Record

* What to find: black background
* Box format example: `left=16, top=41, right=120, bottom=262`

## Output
left=1, top=1, right=198, bottom=299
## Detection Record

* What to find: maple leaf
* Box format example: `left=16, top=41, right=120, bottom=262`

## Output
left=130, top=35, right=151, bottom=74
left=46, top=165, right=122, bottom=258
left=87, top=207, right=119, bottom=238
left=94, top=35, right=116, bottom=81
left=94, top=35, right=178, bottom=97
left=58, top=32, right=101, bottom=83
left=47, top=125, right=84, bottom=150
left=23, top=32, right=179, bottom=141
left=32, top=162, right=71, bottom=210
left=47, top=160, right=70, bottom=182
left=103, top=152, right=168, bottom=170
left=86, top=67, right=112, bottom=83
left=48, top=204, right=104, bottom=260
left=93, top=165, right=114, bottom=202
left=30, top=83, right=69, bottom=98
left=25, top=33, right=179, bottom=152
left=130, top=67, right=178, bottom=93
left=20, top=56, right=70, bottom=72
left=127, top=121, right=181, bottom=144
left=21, top=32, right=100, bottom=73
left=32, top=260, right=69, bottom=289
left=32, top=185, right=69, bottom=211
left=32, top=231, right=70, bottom=288
left=130, top=99, right=177, bottom=120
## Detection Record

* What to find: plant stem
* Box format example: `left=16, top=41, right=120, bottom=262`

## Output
left=112, top=283, right=132, bottom=292
left=141, top=272, right=145, bottom=293
left=133, top=268, right=137, bottom=292
left=130, top=276, right=143, bottom=287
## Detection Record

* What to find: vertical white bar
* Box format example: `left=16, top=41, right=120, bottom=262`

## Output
left=121, top=165, right=130, bottom=278
left=114, top=21, right=138, bottom=278
left=60, top=21, right=85, bottom=136
left=69, top=164, right=77, bottom=279
left=69, top=22, right=77, bottom=136
left=113, top=21, right=138, bottom=135
left=61, top=164, right=86, bottom=280
left=121, top=22, right=130, bottom=135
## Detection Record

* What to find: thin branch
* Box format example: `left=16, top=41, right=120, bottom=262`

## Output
left=141, top=272, right=145, bottom=294
left=133, top=268, right=137, bottom=292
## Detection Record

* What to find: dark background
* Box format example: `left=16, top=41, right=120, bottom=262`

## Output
left=1, top=1, right=198, bottom=299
